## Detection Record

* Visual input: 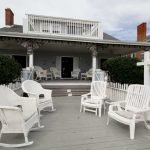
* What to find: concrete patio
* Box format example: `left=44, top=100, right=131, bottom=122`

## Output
left=1, top=96, right=150, bottom=150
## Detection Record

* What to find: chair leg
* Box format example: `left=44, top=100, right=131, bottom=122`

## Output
left=80, top=104, right=83, bottom=112
left=98, top=107, right=102, bottom=117
left=0, top=131, right=2, bottom=140
left=107, top=116, right=110, bottom=125
left=51, top=103, right=56, bottom=111
left=129, top=120, right=135, bottom=140
left=95, top=108, right=98, bottom=116
left=103, top=103, right=106, bottom=115
left=83, top=106, right=85, bottom=112
left=24, top=132, right=29, bottom=143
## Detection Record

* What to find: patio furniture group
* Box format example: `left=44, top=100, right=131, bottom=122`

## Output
left=0, top=79, right=150, bottom=148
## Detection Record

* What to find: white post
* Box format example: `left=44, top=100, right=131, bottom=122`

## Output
left=26, top=46, right=34, bottom=69
left=144, top=51, right=150, bottom=86
left=90, top=45, right=98, bottom=81
left=137, top=50, right=150, bottom=121
left=29, top=54, right=33, bottom=68
left=28, top=48, right=34, bottom=69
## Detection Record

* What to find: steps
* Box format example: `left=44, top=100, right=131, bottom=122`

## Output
left=42, top=85, right=90, bottom=97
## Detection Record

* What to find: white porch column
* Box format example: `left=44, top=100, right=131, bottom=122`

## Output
left=27, top=47, right=34, bottom=69
left=90, top=45, right=98, bottom=81
left=137, top=51, right=150, bottom=86
left=137, top=50, right=150, bottom=121
left=144, top=51, right=150, bottom=86
left=21, top=41, right=40, bottom=69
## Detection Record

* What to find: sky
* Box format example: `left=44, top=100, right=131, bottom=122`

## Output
left=0, top=0, right=150, bottom=41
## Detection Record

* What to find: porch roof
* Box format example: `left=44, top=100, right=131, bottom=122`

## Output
left=0, top=31, right=150, bottom=56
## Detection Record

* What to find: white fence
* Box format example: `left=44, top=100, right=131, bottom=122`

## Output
left=107, top=82, right=129, bottom=102
left=2, top=82, right=21, bottom=91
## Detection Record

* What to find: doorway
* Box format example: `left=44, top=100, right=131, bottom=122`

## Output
left=13, top=55, right=27, bottom=68
left=61, top=57, right=73, bottom=78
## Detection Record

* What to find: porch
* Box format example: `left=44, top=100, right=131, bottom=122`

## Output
left=1, top=96, right=150, bottom=150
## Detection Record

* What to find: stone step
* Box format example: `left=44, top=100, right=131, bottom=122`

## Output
left=42, top=84, right=90, bottom=97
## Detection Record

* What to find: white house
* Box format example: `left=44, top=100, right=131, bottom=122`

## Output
left=0, top=8, right=150, bottom=80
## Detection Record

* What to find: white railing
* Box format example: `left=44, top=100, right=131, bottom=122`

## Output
left=107, top=82, right=129, bottom=102
left=95, top=69, right=108, bottom=81
left=2, top=82, right=21, bottom=91
left=23, top=14, right=102, bottom=39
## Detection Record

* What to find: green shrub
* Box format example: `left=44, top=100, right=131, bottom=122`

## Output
left=103, top=57, right=143, bottom=84
left=0, top=55, right=22, bottom=84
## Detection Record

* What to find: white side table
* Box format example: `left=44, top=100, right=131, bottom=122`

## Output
left=81, top=73, right=87, bottom=80
left=47, top=72, right=53, bottom=80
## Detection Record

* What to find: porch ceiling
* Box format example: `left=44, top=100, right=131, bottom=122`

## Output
left=0, top=32, right=150, bottom=56
left=0, top=40, right=26, bottom=55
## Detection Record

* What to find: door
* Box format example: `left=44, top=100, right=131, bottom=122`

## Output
left=61, top=57, right=73, bottom=78
left=13, top=55, right=27, bottom=68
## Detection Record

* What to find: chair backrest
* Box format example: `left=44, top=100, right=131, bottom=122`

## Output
left=50, top=67, right=60, bottom=75
left=90, top=81, right=107, bottom=99
left=22, top=80, right=43, bottom=95
left=0, top=85, right=19, bottom=106
left=34, top=66, right=43, bottom=72
left=73, top=68, right=80, bottom=72
left=125, top=84, right=150, bottom=111
left=87, top=68, right=92, bottom=75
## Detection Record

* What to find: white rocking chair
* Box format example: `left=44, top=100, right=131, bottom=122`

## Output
left=50, top=67, right=61, bottom=79
left=80, top=81, right=107, bottom=117
left=71, top=68, right=80, bottom=79
left=22, top=80, right=55, bottom=118
left=107, top=84, right=150, bottom=139
left=0, top=86, right=43, bottom=148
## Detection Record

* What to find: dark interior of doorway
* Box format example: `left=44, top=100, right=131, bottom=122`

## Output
left=61, top=57, right=73, bottom=78
left=101, top=58, right=107, bottom=70
left=13, top=55, right=26, bottom=68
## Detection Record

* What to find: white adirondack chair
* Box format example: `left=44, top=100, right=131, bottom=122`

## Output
left=22, top=80, right=55, bottom=118
left=71, top=68, right=80, bottom=79
left=80, top=81, right=107, bottom=117
left=0, top=85, right=43, bottom=148
left=107, top=84, right=150, bottom=139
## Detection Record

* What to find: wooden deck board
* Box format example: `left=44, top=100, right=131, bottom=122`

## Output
left=1, top=96, right=150, bottom=150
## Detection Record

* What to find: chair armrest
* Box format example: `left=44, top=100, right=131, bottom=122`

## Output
left=132, top=107, right=150, bottom=114
left=110, top=100, right=126, bottom=105
left=108, top=101, right=126, bottom=111
left=19, top=97, right=37, bottom=114
left=81, top=93, right=91, bottom=101
left=0, top=105, right=21, bottom=111
left=43, top=89, right=52, bottom=99
left=81, top=93, right=91, bottom=98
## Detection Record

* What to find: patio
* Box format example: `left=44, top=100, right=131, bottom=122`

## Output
left=1, top=96, right=150, bottom=150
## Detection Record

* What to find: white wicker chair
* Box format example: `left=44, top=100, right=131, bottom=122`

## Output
left=34, top=66, right=47, bottom=80
left=22, top=80, right=55, bottom=118
left=50, top=67, right=61, bottom=79
left=107, top=84, right=150, bottom=139
left=71, top=68, right=80, bottom=79
left=80, top=81, right=107, bottom=117
left=0, top=86, right=43, bottom=148
left=86, top=68, right=92, bottom=80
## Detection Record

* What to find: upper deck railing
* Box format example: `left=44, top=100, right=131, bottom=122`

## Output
left=23, top=14, right=102, bottom=39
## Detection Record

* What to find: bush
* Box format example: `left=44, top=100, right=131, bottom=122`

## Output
left=0, top=56, right=22, bottom=84
left=103, top=57, right=143, bottom=84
